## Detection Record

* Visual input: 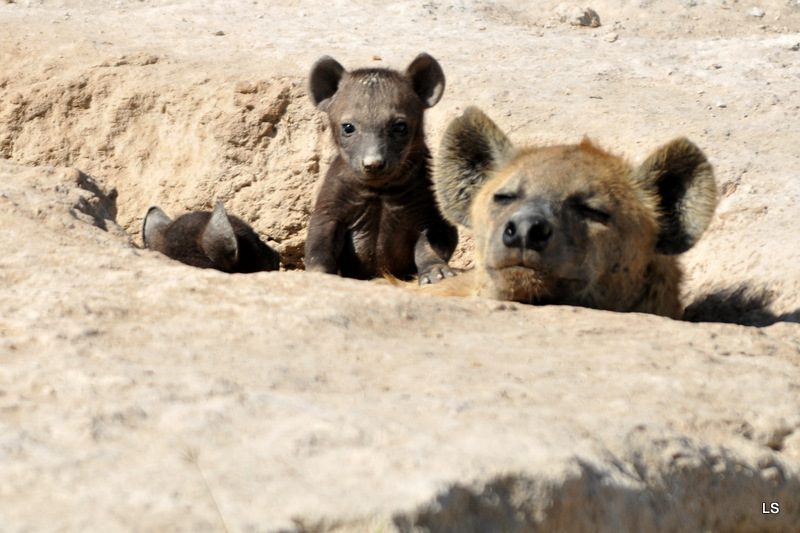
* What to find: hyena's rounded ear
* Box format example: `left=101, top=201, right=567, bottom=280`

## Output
left=635, top=137, right=717, bottom=255
left=433, top=106, right=515, bottom=228
left=142, top=206, right=172, bottom=251
left=308, top=56, right=346, bottom=112
left=203, top=201, right=239, bottom=271
left=405, top=53, right=445, bottom=109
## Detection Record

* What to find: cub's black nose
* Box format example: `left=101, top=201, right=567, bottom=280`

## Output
left=362, top=158, right=387, bottom=173
left=502, top=212, right=554, bottom=252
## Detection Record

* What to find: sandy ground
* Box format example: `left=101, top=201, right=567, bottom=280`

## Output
left=1, top=0, right=799, bottom=531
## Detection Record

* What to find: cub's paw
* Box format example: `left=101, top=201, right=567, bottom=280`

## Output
left=418, top=265, right=456, bottom=285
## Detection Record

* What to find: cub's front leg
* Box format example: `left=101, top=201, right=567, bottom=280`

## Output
left=305, top=166, right=352, bottom=275
left=414, top=222, right=458, bottom=285
left=305, top=209, right=346, bottom=275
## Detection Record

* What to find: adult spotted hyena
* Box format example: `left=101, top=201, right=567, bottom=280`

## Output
left=305, top=53, right=458, bottom=284
left=143, top=201, right=280, bottom=273
left=422, top=107, right=717, bottom=318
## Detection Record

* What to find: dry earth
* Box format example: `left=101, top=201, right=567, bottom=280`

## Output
left=1, top=0, right=800, bottom=531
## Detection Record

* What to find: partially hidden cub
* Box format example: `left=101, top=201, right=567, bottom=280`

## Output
left=143, top=201, right=280, bottom=273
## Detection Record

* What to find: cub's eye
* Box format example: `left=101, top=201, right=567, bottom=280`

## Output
left=391, top=121, right=409, bottom=136
left=493, top=192, right=519, bottom=204
left=575, top=203, right=611, bottom=223
left=342, top=123, right=356, bottom=136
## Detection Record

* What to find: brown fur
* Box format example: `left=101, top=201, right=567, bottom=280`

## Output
left=142, top=201, right=280, bottom=273
left=421, top=107, right=717, bottom=319
left=305, top=53, right=457, bottom=284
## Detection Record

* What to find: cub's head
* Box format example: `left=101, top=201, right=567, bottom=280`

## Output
left=433, top=107, right=716, bottom=317
left=143, top=201, right=280, bottom=274
left=308, top=53, right=445, bottom=187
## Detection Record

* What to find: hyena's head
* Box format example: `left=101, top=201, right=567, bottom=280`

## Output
left=434, top=107, right=717, bottom=317
left=143, top=201, right=280, bottom=273
left=308, top=53, right=445, bottom=187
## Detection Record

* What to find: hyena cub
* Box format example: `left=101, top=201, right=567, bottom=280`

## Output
left=142, top=201, right=280, bottom=273
left=424, top=107, right=717, bottom=318
left=305, top=53, right=458, bottom=284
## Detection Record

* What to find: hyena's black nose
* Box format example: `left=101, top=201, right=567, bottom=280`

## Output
left=502, top=211, right=553, bottom=252
left=362, top=157, right=386, bottom=174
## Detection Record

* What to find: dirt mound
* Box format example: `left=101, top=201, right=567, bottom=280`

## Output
left=1, top=56, right=327, bottom=267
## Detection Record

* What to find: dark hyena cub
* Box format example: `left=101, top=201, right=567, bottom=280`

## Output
left=305, top=53, right=458, bottom=284
left=143, top=201, right=280, bottom=273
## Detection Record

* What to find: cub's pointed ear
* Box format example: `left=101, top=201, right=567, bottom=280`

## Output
left=405, top=53, right=445, bottom=109
left=202, top=201, right=239, bottom=271
left=635, top=137, right=717, bottom=255
left=433, top=107, right=515, bottom=228
left=142, top=206, right=172, bottom=251
left=308, top=56, right=346, bottom=112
